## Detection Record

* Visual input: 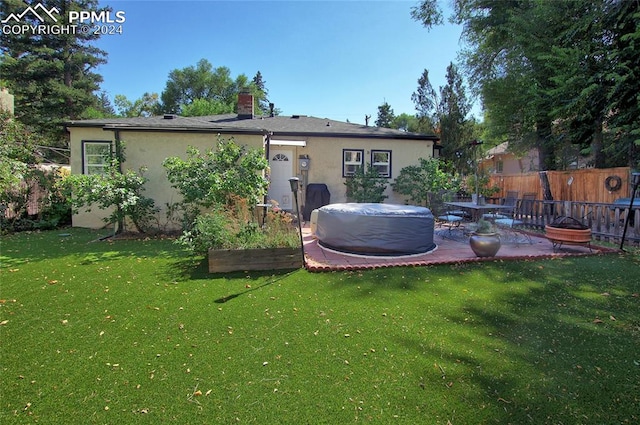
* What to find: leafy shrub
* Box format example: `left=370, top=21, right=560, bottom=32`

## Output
left=344, top=162, right=388, bottom=203
left=465, top=171, right=500, bottom=198
left=177, top=198, right=300, bottom=254
left=35, top=167, right=72, bottom=229
left=1, top=111, right=71, bottom=233
left=392, top=158, right=460, bottom=206
left=163, top=136, right=269, bottom=228
left=62, top=148, right=158, bottom=234
left=1, top=166, right=71, bottom=233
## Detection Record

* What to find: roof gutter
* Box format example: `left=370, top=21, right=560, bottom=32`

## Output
left=100, top=125, right=266, bottom=135
left=269, top=130, right=439, bottom=141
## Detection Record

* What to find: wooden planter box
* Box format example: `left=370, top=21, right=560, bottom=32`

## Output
left=208, top=247, right=303, bottom=273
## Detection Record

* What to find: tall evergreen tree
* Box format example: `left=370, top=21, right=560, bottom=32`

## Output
left=81, top=91, right=116, bottom=119
left=412, top=0, right=640, bottom=169
left=411, top=69, right=438, bottom=134
left=252, top=71, right=271, bottom=116
left=375, top=102, right=395, bottom=128
left=0, top=0, right=108, bottom=160
left=438, top=63, right=474, bottom=173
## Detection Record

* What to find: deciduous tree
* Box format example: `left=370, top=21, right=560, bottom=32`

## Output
left=159, top=59, right=273, bottom=117
left=390, top=113, right=420, bottom=133
left=114, top=93, right=160, bottom=117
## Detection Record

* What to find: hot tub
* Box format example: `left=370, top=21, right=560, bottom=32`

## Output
left=315, top=203, right=436, bottom=255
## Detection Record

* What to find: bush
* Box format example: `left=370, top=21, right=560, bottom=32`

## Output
left=62, top=149, right=158, bottom=234
left=1, top=166, right=71, bottom=233
left=344, top=163, right=388, bottom=203
left=177, top=198, right=300, bottom=255
left=1, top=113, right=71, bottom=233
left=163, top=137, right=269, bottom=225
left=392, top=158, right=460, bottom=206
left=465, top=171, right=500, bottom=198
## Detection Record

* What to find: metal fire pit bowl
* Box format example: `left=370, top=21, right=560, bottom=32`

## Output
left=545, top=216, right=592, bottom=252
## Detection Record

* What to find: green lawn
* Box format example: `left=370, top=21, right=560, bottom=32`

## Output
left=1, top=229, right=639, bottom=424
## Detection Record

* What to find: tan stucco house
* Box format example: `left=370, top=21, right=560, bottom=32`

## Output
left=66, top=94, right=439, bottom=229
left=479, top=142, right=539, bottom=174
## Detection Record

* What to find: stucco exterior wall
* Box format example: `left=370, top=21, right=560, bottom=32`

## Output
left=69, top=125, right=434, bottom=229
left=69, top=127, right=264, bottom=229
left=281, top=136, right=434, bottom=206
left=69, top=127, right=114, bottom=228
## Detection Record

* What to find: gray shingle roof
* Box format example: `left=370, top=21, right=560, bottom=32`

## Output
left=67, top=114, right=438, bottom=141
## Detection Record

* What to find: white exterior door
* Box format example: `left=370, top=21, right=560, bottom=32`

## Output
left=269, top=150, right=293, bottom=210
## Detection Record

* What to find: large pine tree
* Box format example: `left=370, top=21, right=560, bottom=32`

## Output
left=412, top=0, right=640, bottom=169
left=438, top=63, right=474, bottom=173
left=375, top=102, right=395, bottom=128
left=1, top=0, right=108, bottom=161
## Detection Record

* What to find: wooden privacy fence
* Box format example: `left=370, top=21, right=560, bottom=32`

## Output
left=2, top=180, right=47, bottom=219
left=489, top=167, right=632, bottom=204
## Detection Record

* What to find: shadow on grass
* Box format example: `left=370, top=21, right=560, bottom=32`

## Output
left=0, top=228, right=187, bottom=268
left=392, top=255, right=640, bottom=423
left=164, top=252, right=302, bottom=281
left=161, top=248, right=303, bottom=303
left=212, top=269, right=300, bottom=303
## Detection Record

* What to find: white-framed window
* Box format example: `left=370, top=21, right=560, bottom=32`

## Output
left=496, top=160, right=504, bottom=173
left=343, top=149, right=364, bottom=177
left=82, top=141, right=112, bottom=175
left=371, top=150, right=391, bottom=178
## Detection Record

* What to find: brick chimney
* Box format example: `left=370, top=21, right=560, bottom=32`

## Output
left=237, top=91, right=254, bottom=120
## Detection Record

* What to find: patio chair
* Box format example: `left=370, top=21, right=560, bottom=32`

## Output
left=482, top=190, right=519, bottom=220
left=430, top=191, right=466, bottom=238
left=494, top=192, right=535, bottom=244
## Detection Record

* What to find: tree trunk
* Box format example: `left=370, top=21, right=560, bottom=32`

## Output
left=539, top=171, right=554, bottom=201
left=536, top=118, right=555, bottom=171
left=592, top=117, right=605, bottom=168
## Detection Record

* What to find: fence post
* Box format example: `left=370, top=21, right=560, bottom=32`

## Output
left=564, top=201, right=572, bottom=219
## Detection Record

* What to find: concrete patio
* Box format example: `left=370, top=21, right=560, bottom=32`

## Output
left=302, top=226, right=611, bottom=272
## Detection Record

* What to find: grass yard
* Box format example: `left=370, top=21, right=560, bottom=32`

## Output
left=1, top=229, right=639, bottom=424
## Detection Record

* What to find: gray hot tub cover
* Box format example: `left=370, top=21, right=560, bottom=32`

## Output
left=315, top=203, right=435, bottom=255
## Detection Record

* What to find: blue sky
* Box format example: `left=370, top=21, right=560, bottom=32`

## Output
left=96, top=0, right=472, bottom=124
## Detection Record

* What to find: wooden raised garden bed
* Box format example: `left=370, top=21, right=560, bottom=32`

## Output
left=208, top=247, right=303, bottom=273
